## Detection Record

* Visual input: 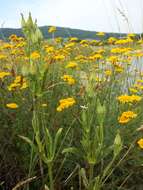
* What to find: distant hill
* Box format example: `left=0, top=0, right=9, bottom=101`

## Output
left=0, top=26, right=127, bottom=40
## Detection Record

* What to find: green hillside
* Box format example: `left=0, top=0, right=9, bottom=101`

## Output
left=0, top=26, right=126, bottom=40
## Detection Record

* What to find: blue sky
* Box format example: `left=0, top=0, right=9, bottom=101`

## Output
left=0, top=0, right=143, bottom=33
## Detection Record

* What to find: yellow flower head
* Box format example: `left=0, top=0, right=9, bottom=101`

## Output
left=57, top=97, right=76, bottom=112
left=105, top=70, right=112, bottom=76
left=108, top=37, right=117, bottom=44
left=127, top=33, right=136, bottom=38
left=45, top=46, right=54, bottom=53
left=6, top=103, right=18, bottom=109
left=118, top=111, right=137, bottom=124
left=96, top=32, right=105, bottom=36
left=137, top=138, right=143, bottom=149
left=69, top=37, right=78, bottom=42
left=30, top=51, right=40, bottom=60
left=0, top=71, right=11, bottom=79
left=61, top=75, right=76, bottom=85
left=129, top=88, right=138, bottom=94
left=108, top=56, right=118, bottom=64
left=48, top=26, right=56, bottom=33
left=89, top=54, right=103, bottom=61
left=54, top=54, right=65, bottom=61
left=65, top=61, right=78, bottom=69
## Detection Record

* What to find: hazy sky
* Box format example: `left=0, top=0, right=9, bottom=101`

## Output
left=0, top=0, right=143, bottom=33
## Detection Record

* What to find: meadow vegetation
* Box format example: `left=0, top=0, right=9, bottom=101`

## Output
left=0, top=14, right=143, bottom=190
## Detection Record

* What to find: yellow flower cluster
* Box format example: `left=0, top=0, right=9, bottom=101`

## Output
left=57, top=97, right=76, bottom=112
left=115, top=38, right=133, bottom=45
left=8, top=76, right=28, bottom=91
left=111, top=47, right=132, bottom=54
left=118, top=111, right=137, bottom=124
left=117, top=94, right=142, bottom=104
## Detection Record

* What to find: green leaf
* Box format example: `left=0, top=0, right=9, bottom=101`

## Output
left=62, top=147, right=79, bottom=155
left=113, top=131, right=122, bottom=157
left=19, top=135, right=36, bottom=150
left=93, top=176, right=101, bottom=190
left=44, top=185, right=49, bottom=190
left=82, top=110, right=87, bottom=125
left=45, top=128, right=53, bottom=159
left=96, top=99, right=106, bottom=126
left=53, top=128, right=63, bottom=155
left=79, top=168, right=89, bottom=188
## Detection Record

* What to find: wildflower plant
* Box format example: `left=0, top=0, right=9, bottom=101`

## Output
left=1, top=13, right=143, bottom=190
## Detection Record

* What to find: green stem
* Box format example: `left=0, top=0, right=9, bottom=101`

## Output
left=48, top=163, right=54, bottom=190
left=89, top=164, right=94, bottom=189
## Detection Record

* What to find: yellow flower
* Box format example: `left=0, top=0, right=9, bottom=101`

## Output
left=55, top=37, right=63, bottom=43
left=108, top=37, right=117, bottom=44
left=65, top=42, right=76, bottom=48
left=80, top=40, right=88, bottom=45
left=129, top=88, right=138, bottom=94
left=20, top=82, right=28, bottom=89
left=14, top=76, right=23, bottom=83
left=115, top=67, right=124, bottom=73
left=105, top=70, right=112, bottom=76
left=127, top=33, right=136, bottom=38
left=65, top=61, right=78, bottom=69
left=115, top=38, right=133, bottom=45
left=137, top=138, right=143, bottom=149
left=57, top=97, right=76, bottom=112
left=30, top=51, right=40, bottom=60
left=69, top=37, right=78, bottom=42
left=8, top=83, right=20, bottom=91
left=61, top=75, right=76, bottom=85
left=54, top=54, right=65, bottom=61
left=108, top=56, right=118, bottom=64
left=89, top=54, right=103, bottom=60
left=6, top=103, right=18, bottom=109
left=45, top=46, right=54, bottom=53
left=8, top=76, right=28, bottom=91
left=48, top=26, right=56, bottom=33
left=9, top=34, right=19, bottom=42
left=0, top=54, right=7, bottom=60
left=111, top=47, right=132, bottom=54
left=96, top=32, right=105, bottom=36
left=117, top=94, right=142, bottom=104
left=2, top=43, right=13, bottom=49
left=118, top=111, right=137, bottom=124
left=0, top=71, right=11, bottom=79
